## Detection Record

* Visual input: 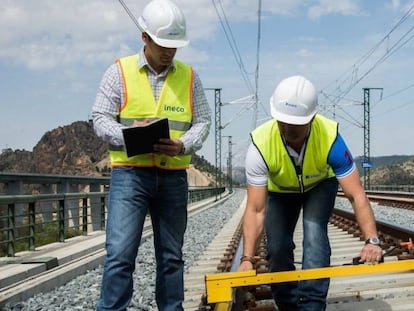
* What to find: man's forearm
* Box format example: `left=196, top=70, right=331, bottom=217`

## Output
left=242, top=213, right=264, bottom=256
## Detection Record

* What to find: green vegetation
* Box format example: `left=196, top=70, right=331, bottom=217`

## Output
left=0, top=223, right=81, bottom=257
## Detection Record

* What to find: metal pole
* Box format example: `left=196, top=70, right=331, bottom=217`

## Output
left=362, top=88, right=383, bottom=190
left=204, top=88, right=222, bottom=200
left=222, top=136, right=233, bottom=193
left=227, top=136, right=233, bottom=193
left=363, top=88, right=370, bottom=190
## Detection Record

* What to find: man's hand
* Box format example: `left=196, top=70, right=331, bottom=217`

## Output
left=154, top=138, right=184, bottom=156
left=132, top=119, right=150, bottom=126
left=359, top=244, right=383, bottom=263
left=238, top=260, right=254, bottom=272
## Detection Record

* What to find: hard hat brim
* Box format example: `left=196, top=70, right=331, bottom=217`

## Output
left=270, top=103, right=316, bottom=125
left=150, top=34, right=189, bottom=48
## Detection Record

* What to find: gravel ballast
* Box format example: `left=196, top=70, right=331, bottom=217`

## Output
left=335, top=197, right=414, bottom=230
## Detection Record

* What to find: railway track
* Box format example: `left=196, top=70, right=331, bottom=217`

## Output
left=189, top=192, right=414, bottom=311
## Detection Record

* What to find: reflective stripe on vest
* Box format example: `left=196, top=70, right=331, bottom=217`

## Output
left=109, top=54, right=193, bottom=169
left=251, top=114, right=338, bottom=193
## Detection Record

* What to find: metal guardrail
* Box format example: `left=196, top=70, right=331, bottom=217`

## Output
left=0, top=192, right=108, bottom=257
left=0, top=173, right=225, bottom=257
left=368, top=185, right=414, bottom=193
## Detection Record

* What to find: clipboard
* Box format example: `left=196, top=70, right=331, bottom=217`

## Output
left=122, top=118, right=170, bottom=157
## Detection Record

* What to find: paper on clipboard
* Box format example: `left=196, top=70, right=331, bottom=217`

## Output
left=122, top=118, right=170, bottom=157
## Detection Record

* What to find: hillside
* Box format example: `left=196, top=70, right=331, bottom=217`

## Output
left=354, top=155, right=414, bottom=173
left=0, top=121, right=215, bottom=187
left=364, top=159, right=414, bottom=185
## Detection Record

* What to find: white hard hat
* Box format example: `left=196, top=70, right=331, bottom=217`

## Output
left=270, top=75, right=318, bottom=125
left=138, top=0, right=189, bottom=48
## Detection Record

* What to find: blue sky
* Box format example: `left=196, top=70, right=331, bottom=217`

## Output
left=1, top=0, right=413, bottom=167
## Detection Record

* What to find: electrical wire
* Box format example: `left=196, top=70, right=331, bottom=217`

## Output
left=319, top=2, right=414, bottom=138
left=379, top=82, right=414, bottom=101
left=118, top=0, right=141, bottom=31
left=211, top=0, right=254, bottom=94
left=321, top=2, right=414, bottom=108
left=211, top=0, right=265, bottom=160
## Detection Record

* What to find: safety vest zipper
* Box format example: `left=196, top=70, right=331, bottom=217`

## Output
left=298, top=173, right=304, bottom=193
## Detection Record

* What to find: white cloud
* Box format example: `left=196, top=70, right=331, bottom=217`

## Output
left=0, top=1, right=138, bottom=69
left=0, top=0, right=319, bottom=71
left=390, top=0, right=401, bottom=9
left=0, top=0, right=222, bottom=71
left=308, top=0, right=362, bottom=19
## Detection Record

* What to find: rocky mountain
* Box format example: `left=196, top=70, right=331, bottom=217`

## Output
left=0, top=121, right=215, bottom=186
left=0, top=121, right=107, bottom=176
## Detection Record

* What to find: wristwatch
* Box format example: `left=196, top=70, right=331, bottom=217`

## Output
left=240, top=255, right=257, bottom=264
left=365, top=236, right=381, bottom=246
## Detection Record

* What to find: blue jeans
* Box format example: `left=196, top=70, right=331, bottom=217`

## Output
left=265, top=178, right=338, bottom=311
left=97, top=167, right=188, bottom=311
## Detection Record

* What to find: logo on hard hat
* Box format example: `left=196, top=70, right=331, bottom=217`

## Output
left=284, top=102, right=297, bottom=108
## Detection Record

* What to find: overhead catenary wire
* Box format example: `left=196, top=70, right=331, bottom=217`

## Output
left=320, top=92, right=364, bottom=128
left=377, top=82, right=414, bottom=102
left=118, top=0, right=141, bottom=31
left=370, top=82, right=414, bottom=117
left=321, top=2, right=414, bottom=109
left=319, top=2, right=414, bottom=138
left=354, top=26, right=414, bottom=87
left=211, top=0, right=254, bottom=95
left=210, top=0, right=264, bottom=167
left=211, top=0, right=266, bottom=130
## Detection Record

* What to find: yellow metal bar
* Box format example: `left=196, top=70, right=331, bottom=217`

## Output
left=205, top=259, right=414, bottom=303
left=214, top=302, right=232, bottom=311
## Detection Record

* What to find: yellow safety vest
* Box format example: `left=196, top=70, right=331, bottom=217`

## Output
left=251, top=114, right=338, bottom=193
left=109, top=54, right=193, bottom=170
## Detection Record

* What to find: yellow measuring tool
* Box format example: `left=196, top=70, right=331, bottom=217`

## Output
left=205, top=259, right=414, bottom=303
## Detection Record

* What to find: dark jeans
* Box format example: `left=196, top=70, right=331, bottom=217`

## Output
left=265, top=178, right=339, bottom=311
left=96, top=167, right=188, bottom=311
